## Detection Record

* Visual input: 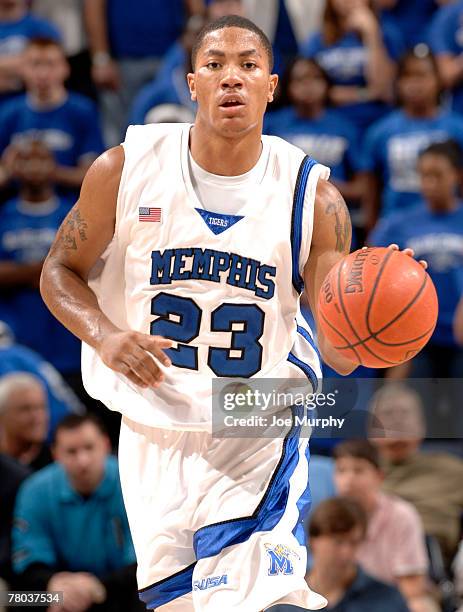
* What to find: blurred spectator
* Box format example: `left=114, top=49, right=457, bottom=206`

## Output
left=129, top=15, right=206, bottom=126
left=0, top=320, right=84, bottom=440
left=429, top=0, right=463, bottom=117
left=370, top=141, right=463, bottom=378
left=0, top=453, right=30, bottom=583
left=0, top=0, right=59, bottom=100
left=369, top=383, right=463, bottom=566
left=12, top=414, right=141, bottom=612
left=271, top=497, right=409, bottom=611
left=363, top=47, right=463, bottom=229
left=208, top=0, right=246, bottom=19
left=377, top=0, right=440, bottom=48
left=300, top=0, right=404, bottom=136
left=0, top=372, right=52, bottom=471
left=84, top=0, right=204, bottom=145
left=334, top=440, right=432, bottom=612
left=31, top=0, right=96, bottom=101
left=0, top=37, right=104, bottom=194
left=0, top=139, right=81, bottom=375
left=265, top=57, right=365, bottom=205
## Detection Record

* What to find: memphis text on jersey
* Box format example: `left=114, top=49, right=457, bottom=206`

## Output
left=150, top=248, right=276, bottom=299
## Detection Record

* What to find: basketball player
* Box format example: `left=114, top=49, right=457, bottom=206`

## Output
left=40, top=15, right=416, bottom=612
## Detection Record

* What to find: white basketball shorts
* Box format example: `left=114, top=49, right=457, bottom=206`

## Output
left=118, top=407, right=327, bottom=612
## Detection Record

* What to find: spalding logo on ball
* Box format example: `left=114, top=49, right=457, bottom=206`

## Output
left=318, top=247, right=439, bottom=368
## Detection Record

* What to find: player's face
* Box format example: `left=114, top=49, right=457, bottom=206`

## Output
left=288, top=60, right=328, bottom=108
left=2, top=386, right=48, bottom=444
left=334, top=457, right=382, bottom=501
left=311, top=527, right=364, bottom=574
left=22, top=45, right=69, bottom=95
left=398, top=57, right=439, bottom=108
left=188, top=27, right=278, bottom=137
left=419, top=154, right=459, bottom=210
left=53, top=423, right=110, bottom=495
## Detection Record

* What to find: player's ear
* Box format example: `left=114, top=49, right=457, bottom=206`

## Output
left=187, top=73, right=197, bottom=102
left=267, top=74, right=279, bottom=103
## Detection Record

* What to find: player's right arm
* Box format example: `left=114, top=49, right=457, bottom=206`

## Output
left=40, top=147, right=172, bottom=389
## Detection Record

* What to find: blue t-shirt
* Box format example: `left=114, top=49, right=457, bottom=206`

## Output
left=12, top=456, right=136, bottom=576
left=429, top=0, right=463, bottom=114
left=0, top=93, right=104, bottom=168
left=380, top=0, right=439, bottom=47
left=363, top=108, right=463, bottom=216
left=0, top=343, right=83, bottom=440
left=107, top=0, right=185, bottom=59
left=129, top=62, right=196, bottom=125
left=300, top=24, right=404, bottom=133
left=264, top=107, right=363, bottom=182
left=0, top=196, right=81, bottom=372
left=271, top=568, right=409, bottom=612
left=370, top=203, right=463, bottom=347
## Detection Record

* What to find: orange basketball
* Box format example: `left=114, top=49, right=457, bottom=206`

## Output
left=317, top=247, right=439, bottom=368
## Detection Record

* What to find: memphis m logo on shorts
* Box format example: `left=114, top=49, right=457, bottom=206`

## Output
left=265, top=544, right=300, bottom=576
left=193, top=574, right=228, bottom=591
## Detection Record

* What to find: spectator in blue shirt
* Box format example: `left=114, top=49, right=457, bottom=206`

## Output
left=377, top=0, right=440, bottom=48
left=0, top=139, right=81, bottom=375
left=300, top=0, right=404, bottom=136
left=363, top=47, right=463, bottom=229
left=428, top=0, right=463, bottom=116
left=84, top=0, right=204, bottom=146
left=369, top=140, right=463, bottom=379
left=129, top=15, right=205, bottom=126
left=265, top=58, right=365, bottom=205
left=0, top=37, right=104, bottom=194
left=270, top=497, right=409, bottom=612
left=0, top=320, right=84, bottom=440
left=12, top=414, right=141, bottom=612
left=0, top=0, right=59, bottom=101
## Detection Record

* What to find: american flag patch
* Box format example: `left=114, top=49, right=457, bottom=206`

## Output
left=139, top=207, right=162, bottom=223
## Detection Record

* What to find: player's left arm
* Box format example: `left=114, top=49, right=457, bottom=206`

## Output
left=303, top=179, right=358, bottom=375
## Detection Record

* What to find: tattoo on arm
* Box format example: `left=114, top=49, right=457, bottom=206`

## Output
left=325, top=192, right=352, bottom=253
left=58, top=208, right=89, bottom=251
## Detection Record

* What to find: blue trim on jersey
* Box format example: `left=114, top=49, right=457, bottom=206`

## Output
left=287, top=352, right=318, bottom=393
left=296, top=324, right=321, bottom=363
left=138, top=563, right=195, bottom=609
left=193, top=406, right=304, bottom=561
left=291, top=157, right=318, bottom=293
left=292, top=442, right=312, bottom=546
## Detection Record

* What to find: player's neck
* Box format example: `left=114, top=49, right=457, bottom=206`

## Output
left=20, top=184, right=54, bottom=203
left=295, top=103, right=324, bottom=120
left=28, top=86, right=67, bottom=109
left=403, top=102, right=437, bottom=119
left=189, top=123, right=263, bottom=176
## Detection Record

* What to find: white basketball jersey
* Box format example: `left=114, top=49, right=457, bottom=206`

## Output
left=81, top=123, right=330, bottom=431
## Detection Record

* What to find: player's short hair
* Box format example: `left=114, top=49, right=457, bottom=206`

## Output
left=0, top=372, right=45, bottom=414
left=53, top=413, right=108, bottom=443
left=419, top=139, right=463, bottom=170
left=333, top=440, right=381, bottom=470
left=191, top=15, right=274, bottom=71
left=26, top=36, right=64, bottom=54
left=309, top=497, right=367, bottom=539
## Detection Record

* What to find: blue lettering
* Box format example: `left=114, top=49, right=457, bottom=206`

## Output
left=227, top=253, right=249, bottom=289
left=150, top=249, right=174, bottom=285
left=190, top=248, right=214, bottom=280
left=172, top=248, right=193, bottom=280
left=256, top=265, right=276, bottom=299
left=210, top=251, right=231, bottom=282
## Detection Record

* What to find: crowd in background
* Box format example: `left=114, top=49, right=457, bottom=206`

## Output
left=1, top=0, right=463, bottom=611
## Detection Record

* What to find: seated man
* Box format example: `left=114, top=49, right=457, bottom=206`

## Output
left=0, top=372, right=52, bottom=471
left=270, top=497, right=409, bottom=612
left=0, top=37, right=104, bottom=193
left=334, top=440, right=434, bottom=612
left=12, top=414, right=142, bottom=612
left=369, top=383, right=463, bottom=567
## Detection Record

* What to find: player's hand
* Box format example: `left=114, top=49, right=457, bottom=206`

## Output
left=386, top=243, right=428, bottom=270
left=97, top=330, right=173, bottom=388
